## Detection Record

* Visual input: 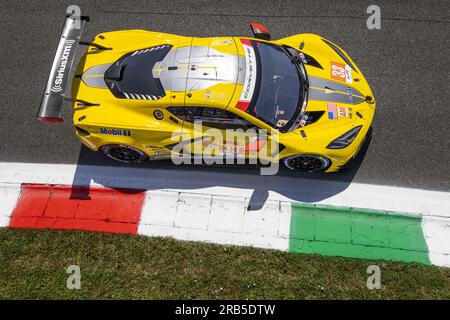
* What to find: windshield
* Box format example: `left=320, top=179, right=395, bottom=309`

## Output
left=247, top=41, right=306, bottom=132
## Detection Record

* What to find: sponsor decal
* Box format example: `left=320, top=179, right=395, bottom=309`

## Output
left=144, top=145, right=171, bottom=155
left=145, top=145, right=172, bottom=158
left=204, top=90, right=227, bottom=100
left=210, top=39, right=233, bottom=46
left=345, top=64, right=352, bottom=84
left=201, top=137, right=267, bottom=156
left=245, top=136, right=267, bottom=152
left=299, top=114, right=309, bottom=127
left=327, top=103, right=352, bottom=120
left=152, top=150, right=172, bottom=158
left=276, top=119, right=288, bottom=128
left=219, top=141, right=245, bottom=156
left=330, top=61, right=352, bottom=84
left=338, top=106, right=351, bottom=118
left=99, top=128, right=132, bottom=136
left=50, top=39, right=75, bottom=93
left=144, top=145, right=162, bottom=150
left=236, top=39, right=257, bottom=111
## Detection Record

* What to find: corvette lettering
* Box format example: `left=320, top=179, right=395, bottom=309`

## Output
left=236, top=39, right=257, bottom=111
left=50, top=39, right=75, bottom=93
left=243, top=46, right=254, bottom=100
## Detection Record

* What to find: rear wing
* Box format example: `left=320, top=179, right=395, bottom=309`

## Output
left=37, top=13, right=89, bottom=122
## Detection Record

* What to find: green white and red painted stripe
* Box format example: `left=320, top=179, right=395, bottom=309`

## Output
left=0, top=162, right=449, bottom=267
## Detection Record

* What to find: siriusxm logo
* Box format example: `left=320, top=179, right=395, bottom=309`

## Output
left=100, top=128, right=131, bottom=136
left=50, top=39, right=75, bottom=93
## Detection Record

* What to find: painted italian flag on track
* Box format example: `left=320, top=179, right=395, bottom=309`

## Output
left=1, top=179, right=448, bottom=268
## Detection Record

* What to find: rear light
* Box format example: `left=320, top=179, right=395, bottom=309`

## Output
left=38, top=117, right=64, bottom=123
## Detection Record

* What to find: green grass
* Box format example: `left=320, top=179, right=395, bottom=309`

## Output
left=0, top=228, right=448, bottom=299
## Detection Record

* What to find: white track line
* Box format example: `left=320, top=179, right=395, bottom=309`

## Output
left=0, top=183, right=21, bottom=227
left=137, top=190, right=291, bottom=251
left=422, top=216, right=450, bottom=266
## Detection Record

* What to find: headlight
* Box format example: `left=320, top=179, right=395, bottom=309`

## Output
left=327, top=126, right=362, bottom=149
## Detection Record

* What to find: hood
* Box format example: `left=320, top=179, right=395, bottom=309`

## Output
left=305, top=74, right=367, bottom=123
left=279, top=35, right=375, bottom=127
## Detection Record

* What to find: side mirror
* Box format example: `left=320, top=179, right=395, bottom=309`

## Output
left=250, top=23, right=271, bottom=41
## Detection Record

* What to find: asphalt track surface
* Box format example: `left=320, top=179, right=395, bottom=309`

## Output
left=0, top=0, right=449, bottom=193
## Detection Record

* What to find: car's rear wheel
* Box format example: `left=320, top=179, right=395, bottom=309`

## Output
left=102, top=145, right=147, bottom=163
left=283, top=154, right=331, bottom=172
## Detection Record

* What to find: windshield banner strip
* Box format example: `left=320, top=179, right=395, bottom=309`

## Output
left=235, top=39, right=257, bottom=111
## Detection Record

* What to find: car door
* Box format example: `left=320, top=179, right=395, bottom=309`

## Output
left=166, top=106, right=272, bottom=163
left=135, top=107, right=185, bottom=160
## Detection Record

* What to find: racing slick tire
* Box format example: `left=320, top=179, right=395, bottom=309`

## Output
left=102, top=145, right=148, bottom=163
left=282, top=154, right=331, bottom=172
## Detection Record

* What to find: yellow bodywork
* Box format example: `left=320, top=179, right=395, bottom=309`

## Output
left=71, top=30, right=375, bottom=172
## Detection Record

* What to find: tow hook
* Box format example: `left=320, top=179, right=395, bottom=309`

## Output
left=365, top=95, right=375, bottom=104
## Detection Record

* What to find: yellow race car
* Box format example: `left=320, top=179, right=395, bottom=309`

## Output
left=38, top=15, right=375, bottom=173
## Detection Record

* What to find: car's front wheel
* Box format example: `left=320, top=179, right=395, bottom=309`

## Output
left=102, top=145, right=147, bottom=163
left=283, top=154, right=331, bottom=172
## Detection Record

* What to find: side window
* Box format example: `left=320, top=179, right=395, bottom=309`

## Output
left=165, top=106, right=198, bottom=120
left=166, top=106, right=258, bottom=130
left=166, top=106, right=187, bottom=118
